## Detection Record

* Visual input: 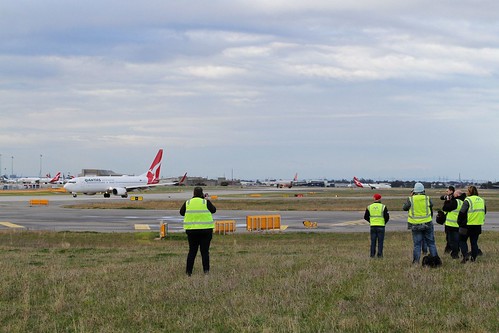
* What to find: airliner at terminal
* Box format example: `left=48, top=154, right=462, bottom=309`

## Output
left=63, top=149, right=186, bottom=198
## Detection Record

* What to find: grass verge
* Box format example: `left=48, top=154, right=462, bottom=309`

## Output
left=0, top=231, right=497, bottom=332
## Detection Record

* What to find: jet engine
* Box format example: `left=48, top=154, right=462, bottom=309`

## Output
left=112, top=187, right=128, bottom=197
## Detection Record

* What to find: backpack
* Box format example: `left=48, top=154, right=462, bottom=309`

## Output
left=422, top=255, right=443, bottom=268
left=435, top=210, right=446, bottom=225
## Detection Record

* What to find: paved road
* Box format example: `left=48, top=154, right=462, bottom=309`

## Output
left=1, top=192, right=498, bottom=233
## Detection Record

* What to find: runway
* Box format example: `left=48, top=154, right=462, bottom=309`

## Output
left=1, top=192, right=498, bottom=233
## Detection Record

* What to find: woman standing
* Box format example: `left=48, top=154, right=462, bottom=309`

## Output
left=180, top=187, right=217, bottom=276
left=458, top=186, right=486, bottom=263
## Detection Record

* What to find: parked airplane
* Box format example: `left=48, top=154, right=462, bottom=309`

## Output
left=64, top=149, right=186, bottom=198
left=353, top=177, right=392, bottom=189
left=43, top=172, right=61, bottom=184
left=18, top=172, right=61, bottom=184
left=265, top=173, right=298, bottom=188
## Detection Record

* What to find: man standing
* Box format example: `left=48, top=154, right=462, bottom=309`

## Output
left=440, top=185, right=455, bottom=253
left=442, top=189, right=465, bottom=259
left=180, top=187, right=217, bottom=276
left=458, top=185, right=486, bottom=263
left=403, top=182, right=440, bottom=266
left=364, top=193, right=389, bottom=258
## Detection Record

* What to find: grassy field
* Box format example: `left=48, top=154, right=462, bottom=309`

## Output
left=0, top=231, right=498, bottom=332
left=62, top=187, right=499, bottom=211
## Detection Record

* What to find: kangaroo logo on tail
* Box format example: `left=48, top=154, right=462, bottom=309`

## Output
left=49, top=172, right=61, bottom=183
left=353, top=177, right=364, bottom=188
left=147, top=149, right=163, bottom=184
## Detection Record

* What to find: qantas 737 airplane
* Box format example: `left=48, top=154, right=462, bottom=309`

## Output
left=353, top=176, right=391, bottom=189
left=64, top=149, right=186, bottom=198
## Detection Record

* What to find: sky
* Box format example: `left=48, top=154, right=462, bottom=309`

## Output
left=1, top=1, right=498, bottom=182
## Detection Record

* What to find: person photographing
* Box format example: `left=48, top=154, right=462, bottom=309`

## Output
left=403, top=182, right=441, bottom=266
left=180, top=187, right=217, bottom=276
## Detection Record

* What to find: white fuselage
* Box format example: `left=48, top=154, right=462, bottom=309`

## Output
left=64, top=175, right=149, bottom=195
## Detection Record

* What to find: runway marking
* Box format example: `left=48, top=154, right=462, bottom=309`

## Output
left=134, top=224, right=151, bottom=230
left=333, top=220, right=370, bottom=226
left=0, top=222, right=25, bottom=229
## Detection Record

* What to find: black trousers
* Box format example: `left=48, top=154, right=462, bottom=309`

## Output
left=186, top=229, right=213, bottom=275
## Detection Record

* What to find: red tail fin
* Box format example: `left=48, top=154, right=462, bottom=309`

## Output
left=178, top=172, right=187, bottom=185
left=147, top=149, right=163, bottom=184
left=353, top=177, right=364, bottom=188
left=49, top=172, right=61, bottom=183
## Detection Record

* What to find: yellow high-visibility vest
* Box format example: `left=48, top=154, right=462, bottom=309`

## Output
left=408, top=195, right=432, bottom=224
left=465, top=196, right=485, bottom=226
left=445, top=199, right=462, bottom=228
left=183, top=198, right=214, bottom=230
left=368, top=202, right=386, bottom=226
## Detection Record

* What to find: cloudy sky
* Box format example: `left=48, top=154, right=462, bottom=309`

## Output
left=1, top=1, right=498, bottom=182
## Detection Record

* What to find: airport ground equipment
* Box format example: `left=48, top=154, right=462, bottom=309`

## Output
left=246, top=215, right=281, bottom=231
left=29, top=199, right=49, bottom=206
left=214, top=220, right=236, bottom=234
left=303, top=220, right=318, bottom=228
left=159, top=222, right=168, bottom=239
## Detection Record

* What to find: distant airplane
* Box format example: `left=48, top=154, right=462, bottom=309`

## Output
left=353, top=177, right=392, bottom=190
left=64, top=149, right=186, bottom=198
left=240, top=180, right=258, bottom=186
left=18, top=172, right=61, bottom=184
left=268, top=173, right=298, bottom=188
left=44, top=172, right=61, bottom=184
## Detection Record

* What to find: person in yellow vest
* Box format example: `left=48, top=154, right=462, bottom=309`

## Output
left=403, top=182, right=441, bottom=265
left=364, top=193, right=389, bottom=258
left=179, top=187, right=217, bottom=276
left=439, top=185, right=455, bottom=253
left=441, top=189, right=465, bottom=259
left=457, top=185, right=486, bottom=263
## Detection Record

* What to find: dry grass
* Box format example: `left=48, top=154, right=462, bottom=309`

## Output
left=63, top=187, right=499, bottom=211
left=0, top=231, right=498, bottom=332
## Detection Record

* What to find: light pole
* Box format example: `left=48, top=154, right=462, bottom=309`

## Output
left=39, top=154, right=43, bottom=177
left=0, top=153, right=2, bottom=177
left=11, top=156, right=14, bottom=177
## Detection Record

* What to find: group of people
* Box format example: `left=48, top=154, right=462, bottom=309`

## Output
left=180, top=183, right=486, bottom=276
left=364, top=183, right=486, bottom=266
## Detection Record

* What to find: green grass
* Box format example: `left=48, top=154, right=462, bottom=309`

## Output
left=0, top=231, right=498, bottom=332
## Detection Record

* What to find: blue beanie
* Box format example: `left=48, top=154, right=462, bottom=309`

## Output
left=414, top=182, right=425, bottom=193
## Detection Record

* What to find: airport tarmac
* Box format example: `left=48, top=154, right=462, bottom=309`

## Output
left=1, top=191, right=498, bottom=234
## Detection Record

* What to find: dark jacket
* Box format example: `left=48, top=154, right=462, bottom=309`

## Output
left=179, top=195, right=217, bottom=216
left=402, top=194, right=434, bottom=217
left=457, top=195, right=486, bottom=228
left=364, top=202, right=390, bottom=225
left=442, top=193, right=466, bottom=213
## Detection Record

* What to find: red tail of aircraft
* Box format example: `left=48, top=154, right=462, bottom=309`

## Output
left=49, top=172, right=61, bottom=183
left=146, top=149, right=163, bottom=184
